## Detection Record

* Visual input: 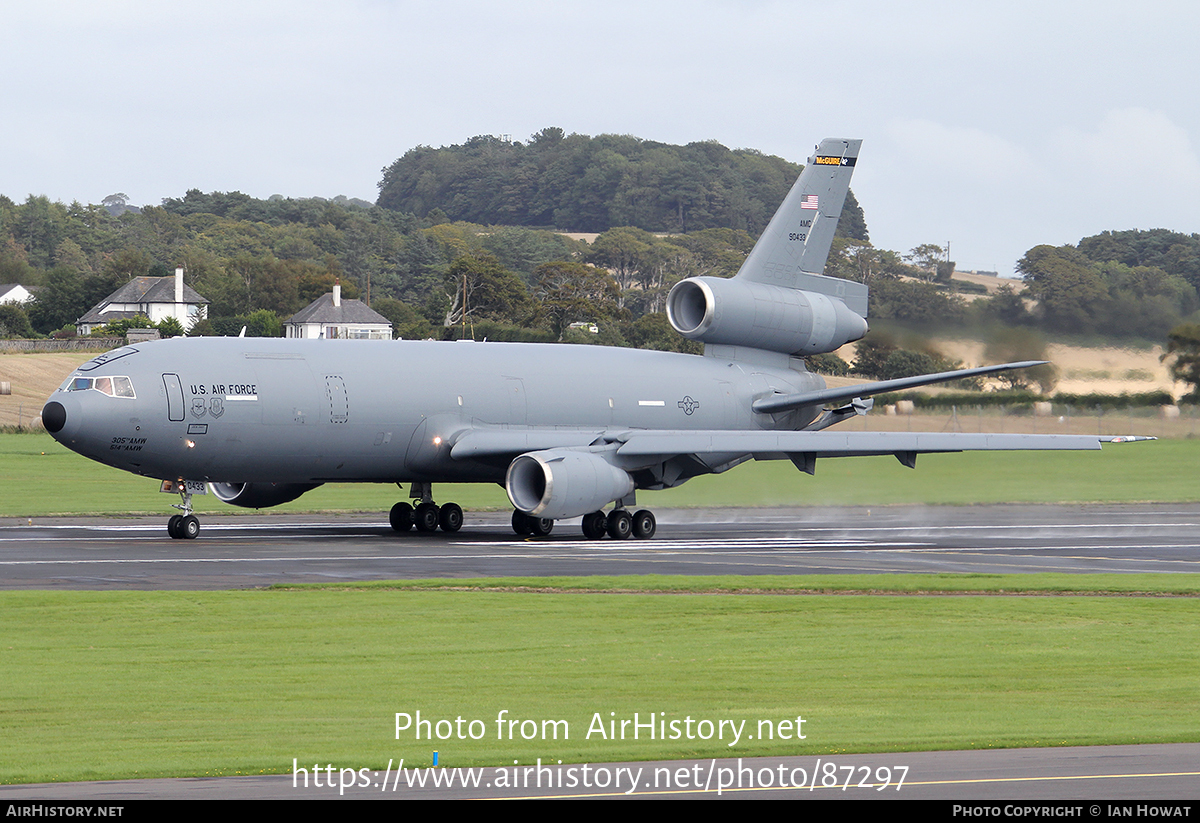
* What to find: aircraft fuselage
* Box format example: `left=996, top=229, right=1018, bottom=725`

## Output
left=46, top=336, right=825, bottom=487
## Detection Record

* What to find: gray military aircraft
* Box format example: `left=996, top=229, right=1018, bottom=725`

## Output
left=41, top=138, right=1147, bottom=540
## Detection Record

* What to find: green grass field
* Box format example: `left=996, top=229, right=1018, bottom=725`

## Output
left=1, top=431, right=1195, bottom=517
left=2, top=577, right=1197, bottom=784
left=2, top=431, right=1198, bottom=785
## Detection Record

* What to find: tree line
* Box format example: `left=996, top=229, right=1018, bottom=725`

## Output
left=377, top=127, right=870, bottom=239
left=0, top=131, right=867, bottom=350
left=3, top=129, right=1200, bottom=394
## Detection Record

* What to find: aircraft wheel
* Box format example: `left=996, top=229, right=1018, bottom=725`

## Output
left=438, top=502, right=463, bottom=533
left=530, top=517, right=554, bottom=536
left=167, top=515, right=183, bottom=539
left=632, top=509, right=656, bottom=539
left=181, top=515, right=200, bottom=540
left=512, top=511, right=533, bottom=535
left=414, top=502, right=440, bottom=532
left=389, top=502, right=414, bottom=532
left=607, top=509, right=632, bottom=540
left=581, top=511, right=607, bottom=540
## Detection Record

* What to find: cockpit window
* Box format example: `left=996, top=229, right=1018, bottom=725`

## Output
left=62, top=375, right=136, bottom=398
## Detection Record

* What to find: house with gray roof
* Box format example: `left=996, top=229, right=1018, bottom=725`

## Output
left=285, top=283, right=392, bottom=340
left=76, top=267, right=208, bottom=335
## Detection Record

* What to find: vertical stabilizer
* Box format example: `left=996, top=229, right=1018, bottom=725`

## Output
left=666, top=137, right=870, bottom=356
left=736, top=138, right=865, bottom=315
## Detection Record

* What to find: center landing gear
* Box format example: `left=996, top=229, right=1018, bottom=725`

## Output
left=511, top=511, right=554, bottom=536
left=581, top=508, right=656, bottom=540
left=516, top=507, right=658, bottom=539
left=389, top=483, right=463, bottom=534
left=166, top=483, right=200, bottom=539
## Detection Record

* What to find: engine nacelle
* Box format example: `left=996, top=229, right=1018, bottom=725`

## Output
left=506, top=450, right=635, bottom=521
left=210, top=482, right=321, bottom=509
left=666, top=276, right=867, bottom=355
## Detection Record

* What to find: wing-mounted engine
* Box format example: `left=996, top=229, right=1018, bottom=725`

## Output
left=666, top=276, right=867, bottom=355
left=210, top=482, right=321, bottom=509
left=505, top=449, right=635, bottom=520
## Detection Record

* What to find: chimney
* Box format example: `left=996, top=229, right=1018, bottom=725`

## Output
left=333, top=280, right=341, bottom=308
left=175, top=266, right=184, bottom=304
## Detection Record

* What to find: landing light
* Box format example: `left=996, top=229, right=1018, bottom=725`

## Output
left=432, top=436, right=443, bottom=446
left=185, top=440, right=196, bottom=449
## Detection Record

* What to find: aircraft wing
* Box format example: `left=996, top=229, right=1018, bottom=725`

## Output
left=450, top=426, right=1150, bottom=469
left=752, top=361, right=1049, bottom=414
left=611, top=429, right=1147, bottom=459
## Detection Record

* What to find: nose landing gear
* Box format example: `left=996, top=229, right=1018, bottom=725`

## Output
left=165, top=483, right=200, bottom=539
left=168, top=513, right=200, bottom=539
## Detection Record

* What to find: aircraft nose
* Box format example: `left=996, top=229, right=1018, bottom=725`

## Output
left=42, top=400, right=67, bottom=433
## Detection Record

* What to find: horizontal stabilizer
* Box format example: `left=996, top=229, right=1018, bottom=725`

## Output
left=753, top=361, right=1050, bottom=414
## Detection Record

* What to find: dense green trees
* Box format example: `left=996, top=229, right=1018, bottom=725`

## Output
left=0, top=184, right=762, bottom=351
left=443, top=252, right=532, bottom=329
left=0, top=302, right=34, bottom=338
left=532, top=261, right=624, bottom=338
left=1016, top=245, right=1109, bottom=331
left=1, top=131, right=877, bottom=351
left=1015, top=243, right=1197, bottom=338
left=1077, top=229, right=1200, bottom=289
left=377, top=129, right=869, bottom=240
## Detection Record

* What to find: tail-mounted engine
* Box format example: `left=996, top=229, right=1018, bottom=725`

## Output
left=666, top=276, right=867, bottom=355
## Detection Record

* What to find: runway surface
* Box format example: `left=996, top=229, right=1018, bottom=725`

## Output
left=2, top=503, right=1199, bottom=589
left=2, top=744, right=1197, bottom=800
left=3, top=504, right=1196, bottom=801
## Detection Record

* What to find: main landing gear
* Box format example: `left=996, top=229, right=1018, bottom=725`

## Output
left=389, top=483, right=463, bottom=534
left=166, top=483, right=200, bottom=539
left=513, top=508, right=656, bottom=539
left=386, top=484, right=658, bottom=541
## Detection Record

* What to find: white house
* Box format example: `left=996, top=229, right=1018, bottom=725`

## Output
left=0, top=284, right=34, bottom=305
left=285, top=283, right=392, bottom=340
left=76, top=267, right=208, bottom=335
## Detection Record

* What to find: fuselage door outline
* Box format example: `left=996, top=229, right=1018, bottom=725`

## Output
left=162, top=373, right=185, bottom=422
left=325, top=375, right=349, bottom=424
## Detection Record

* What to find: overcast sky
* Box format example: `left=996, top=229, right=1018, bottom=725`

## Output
left=4, top=0, right=1198, bottom=275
